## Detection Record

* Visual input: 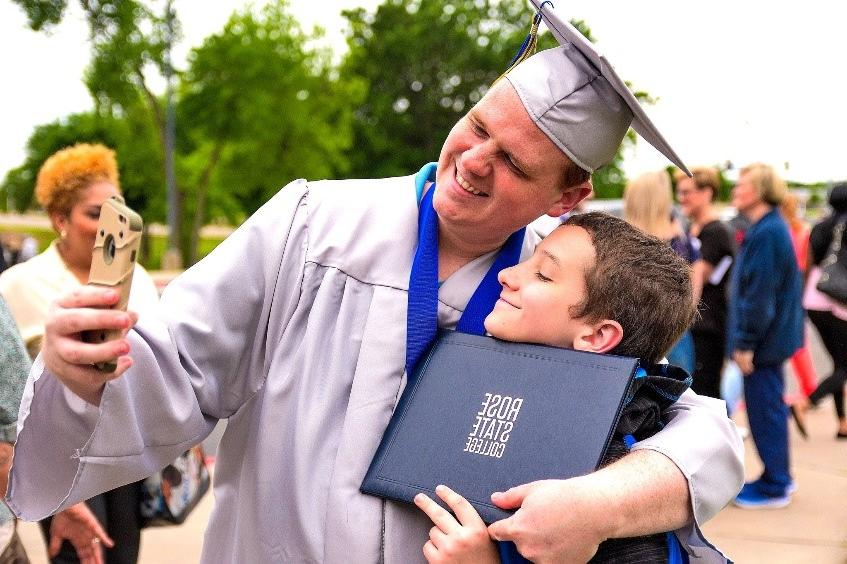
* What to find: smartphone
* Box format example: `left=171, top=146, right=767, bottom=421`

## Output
left=82, top=196, right=143, bottom=372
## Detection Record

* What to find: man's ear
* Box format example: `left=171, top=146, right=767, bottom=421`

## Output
left=571, top=319, right=623, bottom=355
left=546, top=180, right=593, bottom=217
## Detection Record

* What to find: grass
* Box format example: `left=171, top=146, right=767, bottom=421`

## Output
left=144, top=234, right=227, bottom=270
left=0, top=222, right=227, bottom=271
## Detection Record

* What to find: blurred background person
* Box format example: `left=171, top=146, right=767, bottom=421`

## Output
left=624, top=170, right=698, bottom=374
left=675, top=167, right=735, bottom=400
left=0, top=295, right=32, bottom=563
left=0, top=233, right=38, bottom=275
left=728, top=163, right=803, bottom=509
left=792, top=182, right=847, bottom=439
left=0, top=143, right=159, bottom=564
left=779, top=193, right=818, bottom=401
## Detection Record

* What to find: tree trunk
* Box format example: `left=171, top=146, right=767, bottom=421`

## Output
left=189, top=142, right=225, bottom=265
left=134, top=65, right=186, bottom=266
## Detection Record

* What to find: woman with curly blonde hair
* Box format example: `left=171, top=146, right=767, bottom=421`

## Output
left=0, top=143, right=158, bottom=564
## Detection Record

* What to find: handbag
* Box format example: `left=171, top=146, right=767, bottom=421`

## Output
left=816, top=217, right=847, bottom=305
left=140, top=445, right=211, bottom=527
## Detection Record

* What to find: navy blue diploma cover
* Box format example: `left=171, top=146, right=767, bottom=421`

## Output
left=361, top=331, right=638, bottom=523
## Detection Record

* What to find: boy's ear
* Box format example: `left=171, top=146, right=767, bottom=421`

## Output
left=572, top=319, right=623, bottom=355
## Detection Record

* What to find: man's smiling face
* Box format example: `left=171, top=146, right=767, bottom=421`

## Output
left=433, top=80, right=586, bottom=250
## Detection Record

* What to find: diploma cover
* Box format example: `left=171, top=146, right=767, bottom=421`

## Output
left=361, top=331, right=639, bottom=523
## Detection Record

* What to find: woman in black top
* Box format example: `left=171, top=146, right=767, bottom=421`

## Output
left=675, top=167, right=735, bottom=400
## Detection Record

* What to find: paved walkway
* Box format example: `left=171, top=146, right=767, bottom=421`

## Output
left=702, top=404, right=847, bottom=563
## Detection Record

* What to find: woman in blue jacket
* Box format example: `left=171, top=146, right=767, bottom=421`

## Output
left=728, top=163, right=804, bottom=509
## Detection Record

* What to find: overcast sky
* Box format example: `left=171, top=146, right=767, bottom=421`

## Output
left=1, top=1, right=845, bottom=184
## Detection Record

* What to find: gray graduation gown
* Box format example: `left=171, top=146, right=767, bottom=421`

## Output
left=8, top=174, right=742, bottom=562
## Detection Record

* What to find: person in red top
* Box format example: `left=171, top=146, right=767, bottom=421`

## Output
left=779, top=193, right=818, bottom=400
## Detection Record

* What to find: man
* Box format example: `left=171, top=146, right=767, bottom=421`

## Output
left=8, top=3, right=742, bottom=562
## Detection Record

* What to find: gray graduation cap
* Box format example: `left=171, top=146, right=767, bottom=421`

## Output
left=505, top=0, right=690, bottom=175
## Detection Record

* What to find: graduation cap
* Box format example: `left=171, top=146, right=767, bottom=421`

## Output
left=505, top=0, right=690, bottom=175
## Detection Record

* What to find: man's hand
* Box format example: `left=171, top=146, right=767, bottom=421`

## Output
left=43, top=286, right=138, bottom=405
left=732, top=350, right=754, bottom=376
left=49, top=502, right=114, bottom=564
left=488, top=451, right=692, bottom=563
left=487, top=478, right=607, bottom=563
left=415, top=485, right=499, bottom=564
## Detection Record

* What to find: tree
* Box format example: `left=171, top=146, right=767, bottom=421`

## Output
left=340, top=0, right=535, bottom=179
left=0, top=108, right=164, bottom=261
left=176, top=1, right=362, bottom=261
left=11, top=0, right=179, bottom=250
left=340, top=0, right=643, bottom=198
left=9, top=0, right=359, bottom=265
left=11, top=0, right=172, bottom=181
left=0, top=111, right=159, bottom=212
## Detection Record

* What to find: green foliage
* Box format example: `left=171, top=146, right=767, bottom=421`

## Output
left=338, top=3, right=630, bottom=199
left=83, top=0, right=170, bottom=113
left=0, top=220, right=225, bottom=270
left=10, top=0, right=66, bottom=30
left=0, top=224, right=54, bottom=251
left=6, top=0, right=654, bottom=262
left=1, top=166, right=33, bottom=212
left=143, top=230, right=226, bottom=271
left=340, top=0, right=537, bottom=178
left=180, top=1, right=361, bottom=221
left=1, top=112, right=131, bottom=210
left=717, top=169, right=733, bottom=202
left=591, top=130, right=631, bottom=199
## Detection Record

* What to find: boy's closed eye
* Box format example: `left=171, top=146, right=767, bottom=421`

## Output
left=535, top=271, right=552, bottom=282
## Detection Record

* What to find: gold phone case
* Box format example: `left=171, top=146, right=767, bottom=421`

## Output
left=82, top=196, right=143, bottom=372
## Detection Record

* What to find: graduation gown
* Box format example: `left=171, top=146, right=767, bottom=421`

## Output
left=8, top=172, right=743, bottom=563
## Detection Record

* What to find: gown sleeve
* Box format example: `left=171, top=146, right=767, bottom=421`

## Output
left=7, top=180, right=311, bottom=520
left=632, top=388, right=743, bottom=559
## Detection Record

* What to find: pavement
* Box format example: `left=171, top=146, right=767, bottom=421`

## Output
left=15, top=328, right=847, bottom=563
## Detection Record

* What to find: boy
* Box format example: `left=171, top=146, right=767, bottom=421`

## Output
left=415, top=212, right=705, bottom=563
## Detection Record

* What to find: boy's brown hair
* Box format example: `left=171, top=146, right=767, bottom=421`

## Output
left=563, top=212, right=695, bottom=364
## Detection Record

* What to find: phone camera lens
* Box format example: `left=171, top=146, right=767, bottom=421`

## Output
left=103, top=234, right=116, bottom=265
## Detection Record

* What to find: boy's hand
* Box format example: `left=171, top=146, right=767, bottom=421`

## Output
left=415, top=485, right=500, bottom=564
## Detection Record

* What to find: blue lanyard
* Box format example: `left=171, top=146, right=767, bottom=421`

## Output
left=405, top=179, right=526, bottom=378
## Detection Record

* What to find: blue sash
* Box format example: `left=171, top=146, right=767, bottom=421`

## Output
left=405, top=167, right=525, bottom=379
left=407, top=165, right=525, bottom=562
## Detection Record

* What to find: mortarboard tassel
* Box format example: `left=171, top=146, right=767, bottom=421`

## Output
left=494, top=1, right=553, bottom=84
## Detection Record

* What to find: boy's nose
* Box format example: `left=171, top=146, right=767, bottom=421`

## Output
left=498, top=265, right=518, bottom=290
